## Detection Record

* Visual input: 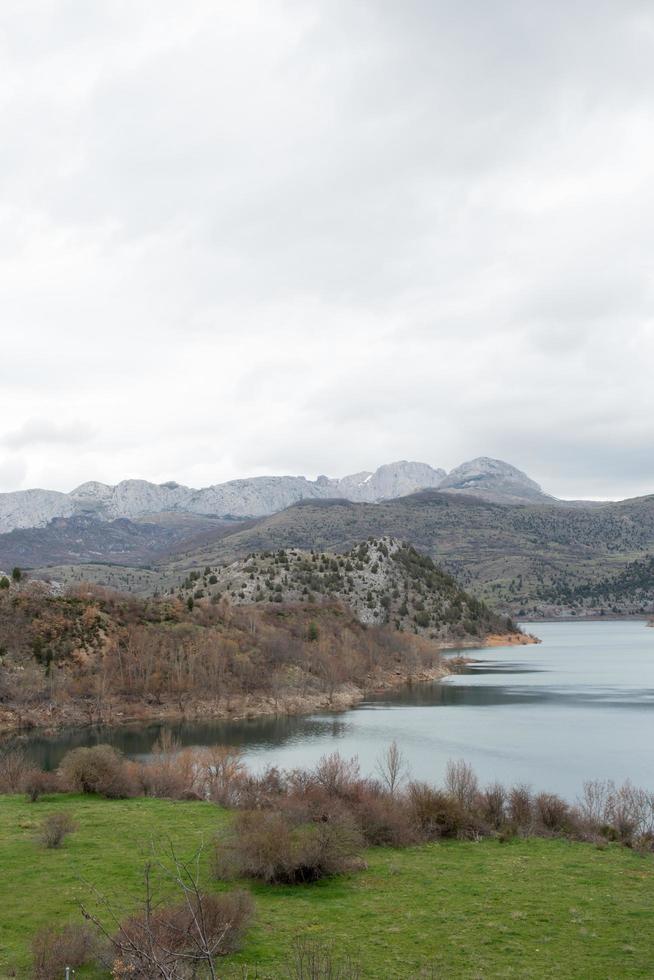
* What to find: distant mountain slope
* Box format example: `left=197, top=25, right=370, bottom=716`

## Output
left=439, top=457, right=552, bottom=504
left=0, top=513, right=238, bottom=569
left=537, top=553, right=654, bottom=615
left=154, top=491, right=654, bottom=617
left=177, top=537, right=519, bottom=641
left=27, top=491, right=654, bottom=617
left=0, top=460, right=448, bottom=533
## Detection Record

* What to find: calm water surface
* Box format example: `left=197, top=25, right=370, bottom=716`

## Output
left=11, top=621, right=654, bottom=797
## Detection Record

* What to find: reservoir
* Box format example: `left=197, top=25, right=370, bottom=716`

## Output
left=11, top=620, right=654, bottom=798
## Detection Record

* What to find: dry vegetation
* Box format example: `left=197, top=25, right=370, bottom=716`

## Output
left=0, top=550, right=510, bottom=733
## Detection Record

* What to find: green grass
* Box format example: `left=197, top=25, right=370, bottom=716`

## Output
left=1, top=795, right=653, bottom=978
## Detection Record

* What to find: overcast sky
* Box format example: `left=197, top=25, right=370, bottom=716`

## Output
left=1, top=1, right=653, bottom=501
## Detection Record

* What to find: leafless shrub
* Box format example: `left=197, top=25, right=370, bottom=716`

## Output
left=353, top=792, right=418, bottom=847
left=286, top=936, right=362, bottom=979
left=200, top=746, right=245, bottom=805
left=0, top=747, right=28, bottom=792
left=508, top=784, right=533, bottom=830
left=215, top=808, right=363, bottom=884
left=313, top=753, right=361, bottom=800
left=233, top=765, right=287, bottom=809
left=136, top=742, right=199, bottom=800
left=604, top=780, right=654, bottom=845
left=31, top=922, right=96, bottom=979
left=37, top=810, right=78, bottom=848
left=479, top=782, right=506, bottom=829
left=407, top=782, right=471, bottom=840
left=83, top=842, right=253, bottom=979
left=375, top=741, right=409, bottom=798
left=534, top=792, right=572, bottom=834
left=444, top=759, right=478, bottom=810
left=23, top=768, right=60, bottom=802
left=59, top=745, right=137, bottom=798
left=578, top=780, right=610, bottom=826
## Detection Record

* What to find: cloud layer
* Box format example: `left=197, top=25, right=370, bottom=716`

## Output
left=1, top=1, right=653, bottom=499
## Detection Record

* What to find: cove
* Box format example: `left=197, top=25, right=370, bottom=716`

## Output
left=10, top=620, right=654, bottom=798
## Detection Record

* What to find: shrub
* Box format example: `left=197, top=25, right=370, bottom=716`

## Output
left=59, top=745, right=136, bottom=798
left=37, top=811, right=78, bottom=848
left=312, top=752, right=361, bottom=800
left=534, top=792, right=572, bottom=834
left=114, top=890, right=253, bottom=973
left=23, top=769, right=59, bottom=802
left=479, top=782, right=507, bottom=829
left=604, top=781, right=654, bottom=845
left=444, top=759, right=479, bottom=809
left=353, top=792, right=417, bottom=847
left=0, top=747, right=28, bottom=793
left=31, top=923, right=95, bottom=979
left=407, top=782, right=468, bottom=840
left=508, top=783, right=533, bottom=830
left=215, top=809, right=363, bottom=884
left=136, top=744, right=200, bottom=800
left=200, top=746, right=245, bottom=805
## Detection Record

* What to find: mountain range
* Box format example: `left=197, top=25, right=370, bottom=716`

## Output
left=0, top=457, right=550, bottom=535
left=2, top=456, right=653, bottom=619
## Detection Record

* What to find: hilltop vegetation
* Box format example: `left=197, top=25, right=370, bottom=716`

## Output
left=178, top=537, right=515, bottom=640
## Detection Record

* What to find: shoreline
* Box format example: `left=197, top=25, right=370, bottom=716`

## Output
left=0, top=631, right=536, bottom=740
left=517, top=614, right=652, bottom=623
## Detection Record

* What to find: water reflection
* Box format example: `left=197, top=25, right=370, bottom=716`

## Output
left=5, top=620, right=654, bottom=796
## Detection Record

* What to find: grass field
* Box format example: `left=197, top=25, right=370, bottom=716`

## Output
left=1, top=794, right=653, bottom=978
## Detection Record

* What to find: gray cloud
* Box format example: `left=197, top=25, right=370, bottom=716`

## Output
left=2, top=419, right=95, bottom=450
left=0, top=1, right=653, bottom=498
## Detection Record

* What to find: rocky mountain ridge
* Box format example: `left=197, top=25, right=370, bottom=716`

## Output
left=0, top=457, right=549, bottom=534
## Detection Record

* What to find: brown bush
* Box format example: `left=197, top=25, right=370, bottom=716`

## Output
left=36, top=810, right=78, bottom=848
left=407, top=782, right=471, bottom=840
left=604, top=781, right=654, bottom=845
left=0, top=747, right=28, bottom=793
left=508, top=784, right=533, bottom=830
left=479, top=782, right=507, bottom=829
left=312, top=752, right=362, bottom=800
left=215, top=808, right=363, bottom=884
left=534, top=792, right=572, bottom=833
left=31, top=922, right=96, bottom=979
left=232, top=765, right=287, bottom=809
left=114, top=889, right=253, bottom=973
left=23, top=768, right=60, bottom=802
left=59, top=745, right=136, bottom=798
left=353, top=792, right=418, bottom=847
left=444, top=759, right=479, bottom=810
left=199, top=746, right=245, bottom=805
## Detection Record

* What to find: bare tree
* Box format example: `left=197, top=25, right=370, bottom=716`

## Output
left=375, top=741, right=409, bottom=798
left=81, top=840, right=252, bottom=979
left=444, top=759, right=479, bottom=809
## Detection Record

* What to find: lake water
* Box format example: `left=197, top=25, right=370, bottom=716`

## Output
left=10, top=621, right=654, bottom=798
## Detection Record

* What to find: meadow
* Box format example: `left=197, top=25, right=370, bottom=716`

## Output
left=1, top=794, right=653, bottom=978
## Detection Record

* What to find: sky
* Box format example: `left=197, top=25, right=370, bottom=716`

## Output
left=1, top=0, right=653, bottom=501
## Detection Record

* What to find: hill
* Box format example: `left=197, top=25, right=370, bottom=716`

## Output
left=0, top=545, right=520, bottom=734
left=177, top=537, right=517, bottom=641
